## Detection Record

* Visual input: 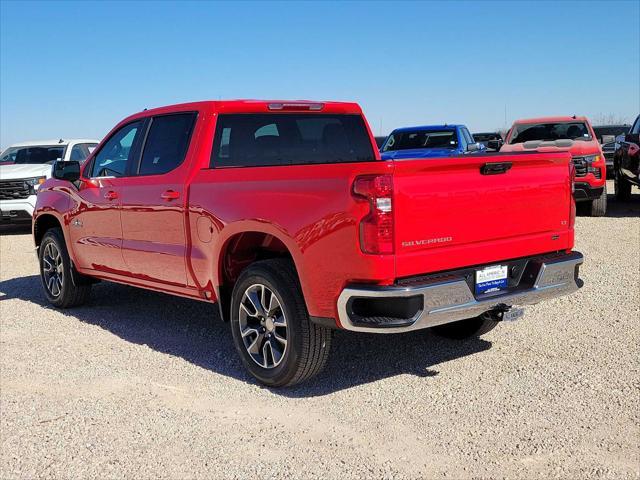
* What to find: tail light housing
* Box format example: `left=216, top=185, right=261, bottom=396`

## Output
left=569, top=160, right=576, bottom=229
left=352, top=174, right=394, bottom=254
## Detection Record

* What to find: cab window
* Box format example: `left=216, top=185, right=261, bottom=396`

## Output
left=138, top=113, right=196, bottom=175
left=90, top=122, right=142, bottom=177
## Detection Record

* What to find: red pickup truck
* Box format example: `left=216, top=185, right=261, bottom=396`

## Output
left=500, top=116, right=607, bottom=216
left=33, top=100, right=584, bottom=386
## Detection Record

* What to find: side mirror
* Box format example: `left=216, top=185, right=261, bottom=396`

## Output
left=467, top=142, right=483, bottom=153
left=52, top=160, right=80, bottom=182
left=487, top=139, right=502, bottom=151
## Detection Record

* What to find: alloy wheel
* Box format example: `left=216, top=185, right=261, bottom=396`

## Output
left=238, top=283, right=288, bottom=369
left=42, top=242, right=64, bottom=297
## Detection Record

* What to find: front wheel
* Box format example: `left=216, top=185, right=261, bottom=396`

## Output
left=431, top=311, right=500, bottom=339
left=230, top=259, right=331, bottom=387
left=589, top=184, right=607, bottom=217
left=39, top=228, right=91, bottom=308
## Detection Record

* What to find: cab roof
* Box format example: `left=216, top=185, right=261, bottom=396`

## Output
left=123, top=100, right=363, bottom=122
left=512, top=116, right=590, bottom=125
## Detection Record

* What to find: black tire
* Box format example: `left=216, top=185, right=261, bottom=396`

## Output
left=431, top=311, right=500, bottom=339
left=615, top=168, right=632, bottom=201
left=589, top=184, right=607, bottom=217
left=38, top=228, right=91, bottom=308
left=229, top=258, right=331, bottom=387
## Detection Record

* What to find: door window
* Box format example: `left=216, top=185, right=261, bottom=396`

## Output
left=90, top=121, right=142, bottom=177
left=138, top=113, right=197, bottom=175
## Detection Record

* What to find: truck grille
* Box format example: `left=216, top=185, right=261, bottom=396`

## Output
left=0, top=179, right=31, bottom=200
left=572, top=157, right=588, bottom=177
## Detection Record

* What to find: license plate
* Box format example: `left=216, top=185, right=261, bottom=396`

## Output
left=503, top=307, right=525, bottom=322
left=475, top=264, right=508, bottom=295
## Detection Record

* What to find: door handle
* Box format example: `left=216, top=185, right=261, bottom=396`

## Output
left=480, top=162, right=513, bottom=175
left=160, top=190, right=180, bottom=201
left=104, top=190, right=118, bottom=200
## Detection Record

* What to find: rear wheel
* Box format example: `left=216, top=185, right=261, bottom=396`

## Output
left=431, top=311, right=500, bottom=339
left=615, top=168, right=632, bottom=201
left=589, top=184, right=607, bottom=217
left=230, top=259, right=331, bottom=387
left=39, top=228, right=91, bottom=308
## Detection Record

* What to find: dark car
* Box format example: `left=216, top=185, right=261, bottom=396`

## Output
left=593, top=124, right=631, bottom=143
left=613, top=115, right=640, bottom=200
left=473, top=132, right=503, bottom=151
left=374, top=136, right=387, bottom=149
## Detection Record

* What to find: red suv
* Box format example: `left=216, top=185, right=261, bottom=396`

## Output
left=33, top=101, right=584, bottom=386
left=501, top=116, right=607, bottom=216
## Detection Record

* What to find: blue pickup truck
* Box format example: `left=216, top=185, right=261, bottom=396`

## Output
left=380, top=124, right=486, bottom=159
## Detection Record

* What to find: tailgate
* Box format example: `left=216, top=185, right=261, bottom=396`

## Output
left=393, top=152, right=573, bottom=278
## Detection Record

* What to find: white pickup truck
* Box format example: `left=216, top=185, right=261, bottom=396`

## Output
left=0, top=139, right=99, bottom=223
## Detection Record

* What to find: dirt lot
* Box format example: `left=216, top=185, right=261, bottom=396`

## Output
left=1, top=183, right=639, bottom=479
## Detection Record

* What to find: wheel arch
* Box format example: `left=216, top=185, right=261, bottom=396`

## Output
left=33, top=213, right=64, bottom=247
left=214, top=226, right=305, bottom=322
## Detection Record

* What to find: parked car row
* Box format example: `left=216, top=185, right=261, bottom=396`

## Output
left=373, top=114, right=639, bottom=217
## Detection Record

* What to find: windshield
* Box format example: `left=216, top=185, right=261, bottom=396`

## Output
left=473, top=133, right=499, bottom=142
left=0, top=145, right=66, bottom=164
left=508, top=122, right=592, bottom=144
left=382, top=129, right=458, bottom=152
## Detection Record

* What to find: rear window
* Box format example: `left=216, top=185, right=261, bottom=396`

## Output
left=508, top=122, right=592, bottom=144
left=382, top=129, right=458, bottom=152
left=210, top=114, right=375, bottom=168
left=0, top=145, right=66, bottom=164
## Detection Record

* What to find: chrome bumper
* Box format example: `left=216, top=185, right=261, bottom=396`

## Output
left=337, top=252, right=584, bottom=333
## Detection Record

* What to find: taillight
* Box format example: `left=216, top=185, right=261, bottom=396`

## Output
left=352, top=174, right=394, bottom=254
left=569, top=161, right=576, bottom=228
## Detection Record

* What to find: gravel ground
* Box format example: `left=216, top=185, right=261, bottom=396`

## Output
left=1, top=182, right=639, bottom=479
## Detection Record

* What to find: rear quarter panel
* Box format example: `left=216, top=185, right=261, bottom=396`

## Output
left=188, top=161, right=396, bottom=319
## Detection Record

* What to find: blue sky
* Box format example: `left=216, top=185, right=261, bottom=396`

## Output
left=1, top=0, right=638, bottom=148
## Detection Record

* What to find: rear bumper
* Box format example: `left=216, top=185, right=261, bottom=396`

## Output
left=336, top=251, right=584, bottom=333
left=574, top=183, right=604, bottom=202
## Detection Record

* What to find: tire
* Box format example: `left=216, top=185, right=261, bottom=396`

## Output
left=431, top=311, right=500, bottom=339
left=229, top=258, right=331, bottom=387
left=615, top=168, right=632, bottom=201
left=589, top=184, right=607, bottom=217
left=38, top=228, right=91, bottom=308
